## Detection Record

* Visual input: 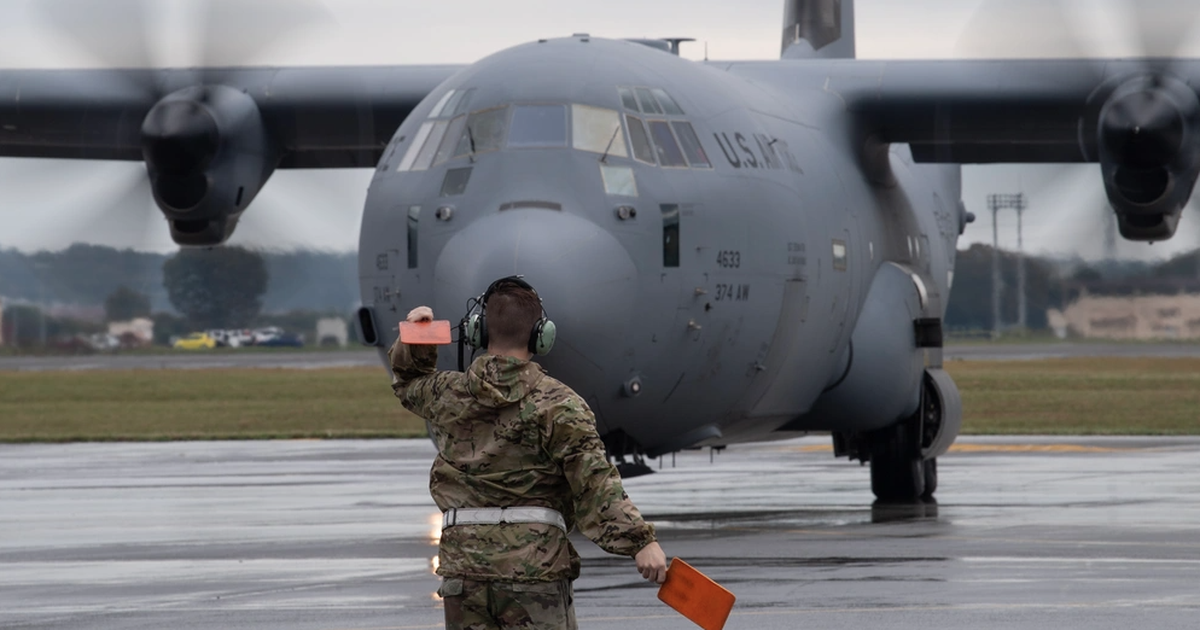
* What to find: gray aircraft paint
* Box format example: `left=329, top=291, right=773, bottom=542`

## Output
left=360, top=33, right=956, bottom=450
left=3, top=0, right=1195, bottom=500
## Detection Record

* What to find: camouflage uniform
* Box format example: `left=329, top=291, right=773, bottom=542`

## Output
left=389, top=338, right=657, bottom=629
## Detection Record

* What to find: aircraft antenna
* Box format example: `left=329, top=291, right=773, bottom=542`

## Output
left=599, top=125, right=620, bottom=163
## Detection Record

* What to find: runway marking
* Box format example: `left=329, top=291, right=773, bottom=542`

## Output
left=791, top=443, right=1127, bottom=454
left=963, top=556, right=1200, bottom=565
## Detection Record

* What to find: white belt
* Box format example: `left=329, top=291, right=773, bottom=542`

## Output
left=442, top=507, right=567, bottom=533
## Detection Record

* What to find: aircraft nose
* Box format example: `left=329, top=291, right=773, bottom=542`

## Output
left=433, top=208, right=637, bottom=384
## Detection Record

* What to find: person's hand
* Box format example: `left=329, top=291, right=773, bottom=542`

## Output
left=407, top=306, right=434, bottom=323
left=635, top=542, right=668, bottom=584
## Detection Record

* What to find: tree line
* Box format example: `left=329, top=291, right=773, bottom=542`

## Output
left=3, top=242, right=1198, bottom=347
left=1, top=245, right=359, bottom=348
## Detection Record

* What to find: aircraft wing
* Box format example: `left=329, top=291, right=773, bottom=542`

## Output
left=819, top=58, right=1200, bottom=165
left=820, top=57, right=1200, bottom=239
left=0, top=65, right=463, bottom=168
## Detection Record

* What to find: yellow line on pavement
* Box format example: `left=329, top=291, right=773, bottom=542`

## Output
left=790, top=443, right=1125, bottom=454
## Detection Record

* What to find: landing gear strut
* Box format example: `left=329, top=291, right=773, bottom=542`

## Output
left=836, top=369, right=959, bottom=503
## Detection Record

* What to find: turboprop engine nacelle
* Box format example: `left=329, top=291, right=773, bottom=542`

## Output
left=1098, top=76, right=1200, bottom=241
left=141, top=85, right=277, bottom=246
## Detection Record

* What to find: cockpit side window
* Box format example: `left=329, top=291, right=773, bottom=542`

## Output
left=671, top=121, right=710, bottom=168
left=618, top=87, right=640, bottom=112
left=412, top=120, right=448, bottom=171
left=397, top=121, right=434, bottom=172
left=647, top=120, right=687, bottom=167
left=433, top=115, right=467, bottom=166
left=651, top=88, right=684, bottom=115
left=634, top=87, right=664, bottom=115
left=430, top=88, right=475, bottom=118
left=454, top=106, right=509, bottom=157
left=508, top=104, right=568, bottom=148
left=625, top=114, right=657, bottom=164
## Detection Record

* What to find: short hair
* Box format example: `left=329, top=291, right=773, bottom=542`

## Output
left=486, top=281, right=543, bottom=351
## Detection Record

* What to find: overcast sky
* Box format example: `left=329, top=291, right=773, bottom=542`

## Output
left=2, top=0, right=1200, bottom=259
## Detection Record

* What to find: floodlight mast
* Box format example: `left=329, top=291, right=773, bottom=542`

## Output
left=987, top=193, right=1028, bottom=337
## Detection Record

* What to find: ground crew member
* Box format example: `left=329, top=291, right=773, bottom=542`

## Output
left=389, top=277, right=667, bottom=630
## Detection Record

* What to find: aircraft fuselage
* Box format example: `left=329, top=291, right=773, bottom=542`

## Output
left=359, top=36, right=965, bottom=455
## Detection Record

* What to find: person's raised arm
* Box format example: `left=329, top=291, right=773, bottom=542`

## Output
left=388, top=306, right=447, bottom=419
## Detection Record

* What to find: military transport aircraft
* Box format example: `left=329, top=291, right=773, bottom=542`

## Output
left=3, top=0, right=1198, bottom=502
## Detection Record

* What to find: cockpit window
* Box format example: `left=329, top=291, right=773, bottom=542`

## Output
left=508, top=104, right=568, bottom=148
left=671, top=121, right=710, bottom=168
left=428, top=91, right=455, bottom=118
left=454, top=106, right=508, bottom=156
left=618, top=87, right=640, bottom=112
left=412, top=120, right=448, bottom=170
left=634, top=88, right=664, bottom=115
left=651, top=88, right=684, bottom=115
left=397, top=121, right=436, bottom=172
left=625, top=114, right=657, bottom=164
left=433, top=115, right=467, bottom=165
left=430, top=88, right=475, bottom=118
left=451, top=89, right=475, bottom=116
left=648, top=120, right=687, bottom=167
left=572, top=105, right=627, bottom=158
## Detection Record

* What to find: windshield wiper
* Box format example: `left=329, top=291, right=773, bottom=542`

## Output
left=600, top=125, right=620, bottom=164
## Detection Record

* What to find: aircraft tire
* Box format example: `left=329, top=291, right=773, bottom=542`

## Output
left=868, top=423, right=925, bottom=503
left=921, top=458, right=938, bottom=500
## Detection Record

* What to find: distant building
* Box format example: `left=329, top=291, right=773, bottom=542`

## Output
left=316, top=317, right=349, bottom=347
left=108, top=318, right=155, bottom=346
left=1048, top=293, right=1200, bottom=340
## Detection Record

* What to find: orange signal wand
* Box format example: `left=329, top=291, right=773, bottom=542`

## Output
left=398, top=320, right=453, bottom=345
left=657, top=558, right=736, bottom=630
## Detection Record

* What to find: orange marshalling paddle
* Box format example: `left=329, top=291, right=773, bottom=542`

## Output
left=657, top=558, right=736, bottom=630
left=398, top=320, right=453, bottom=345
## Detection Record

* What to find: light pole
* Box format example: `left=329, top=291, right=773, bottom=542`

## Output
left=987, top=193, right=1029, bottom=337
left=32, top=261, right=49, bottom=348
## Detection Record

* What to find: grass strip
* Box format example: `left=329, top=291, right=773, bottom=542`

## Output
left=944, top=357, right=1200, bottom=435
left=0, top=367, right=426, bottom=442
left=1, top=358, right=1197, bottom=442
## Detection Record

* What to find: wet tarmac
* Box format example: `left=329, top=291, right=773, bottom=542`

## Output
left=2, top=436, right=1198, bottom=629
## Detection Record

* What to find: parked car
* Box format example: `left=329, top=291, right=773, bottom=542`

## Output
left=173, top=332, right=217, bottom=350
left=226, top=329, right=254, bottom=347
left=251, top=326, right=284, bottom=345
left=257, top=333, right=305, bottom=348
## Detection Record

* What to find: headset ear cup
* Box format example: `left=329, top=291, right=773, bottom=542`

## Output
left=533, top=319, right=556, bottom=355
left=466, top=313, right=484, bottom=349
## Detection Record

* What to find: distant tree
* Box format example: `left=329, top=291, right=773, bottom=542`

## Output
left=162, top=247, right=268, bottom=330
left=104, top=285, right=151, bottom=322
left=1, top=305, right=44, bottom=348
left=945, top=244, right=1065, bottom=332
left=1152, top=250, right=1200, bottom=280
left=151, top=312, right=189, bottom=346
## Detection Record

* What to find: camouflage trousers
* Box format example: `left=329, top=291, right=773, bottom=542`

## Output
left=439, top=577, right=577, bottom=630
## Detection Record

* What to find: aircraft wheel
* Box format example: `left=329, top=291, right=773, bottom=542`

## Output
left=868, top=423, right=925, bottom=503
left=921, top=458, right=938, bottom=500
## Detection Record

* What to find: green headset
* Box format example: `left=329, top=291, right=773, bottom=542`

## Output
left=465, top=276, right=556, bottom=355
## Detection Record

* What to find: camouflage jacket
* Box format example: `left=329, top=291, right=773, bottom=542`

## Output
left=389, top=339, right=656, bottom=582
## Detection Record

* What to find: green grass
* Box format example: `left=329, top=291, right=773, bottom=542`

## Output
left=945, top=358, right=1200, bottom=435
left=1, top=359, right=1197, bottom=442
left=0, top=367, right=426, bottom=442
